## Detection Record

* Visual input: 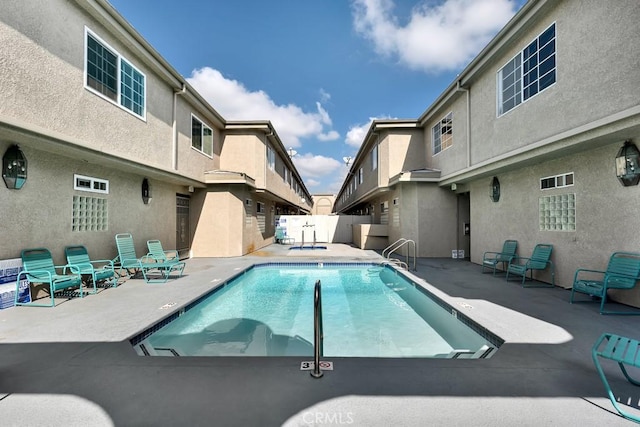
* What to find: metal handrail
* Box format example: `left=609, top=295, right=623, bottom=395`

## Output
left=382, top=238, right=408, bottom=259
left=311, top=279, right=323, bottom=378
left=383, top=238, right=417, bottom=271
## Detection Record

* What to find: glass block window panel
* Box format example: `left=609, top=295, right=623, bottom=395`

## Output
left=371, top=144, right=378, bottom=170
left=539, top=193, right=575, bottom=231
left=267, top=145, right=275, bottom=170
left=72, top=196, right=108, bottom=232
left=498, top=23, right=556, bottom=116
left=432, top=112, right=453, bottom=155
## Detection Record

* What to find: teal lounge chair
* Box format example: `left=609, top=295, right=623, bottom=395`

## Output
left=275, top=227, right=295, bottom=245
left=482, top=240, right=517, bottom=275
left=16, top=248, right=83, bottom=307
left=570, top=251, right=640, bottom=315
left=146, top=240, right=180, bottom=264
left=65, top=245, right=117, bottom=293
left=114, top=233, right=184, bottom=283
left=506, top=243, right=554, bottom=287
left=592, top=333, right=640, bottom=422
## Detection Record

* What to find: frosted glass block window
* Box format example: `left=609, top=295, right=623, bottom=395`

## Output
left=539, top=193, right=575, bottom=231
left=72, top=196, right=108, bottom=232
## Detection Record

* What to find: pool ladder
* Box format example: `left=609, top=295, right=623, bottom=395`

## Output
left=311, top=279, right=324, bottom=378
left=382, top=238, right=417, bottom=271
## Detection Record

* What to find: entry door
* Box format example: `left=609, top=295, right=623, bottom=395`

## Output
left=176, top=195, right=190, bottom=258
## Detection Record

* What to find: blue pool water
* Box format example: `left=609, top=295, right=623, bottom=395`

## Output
left=132, top=263, right=501, bottom=358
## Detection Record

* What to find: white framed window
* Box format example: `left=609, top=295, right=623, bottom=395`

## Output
left=191, top=115, right=213, bottom=157
left=74, top=174, right=109, bottom=194
left=540, top=172, right=574, bottom=190
left=359, top=168, right=364, bottom=184
left=432, top=112, right=453, bottom=155
left=371, top=144, right=378, bottom=170
left=498, top=23, right=556, bottom=116
left=72, top=195, right=108, bottom=232
left=267, top=145, right=275, bottom=170
left=85, top=27, right=146, bottom=119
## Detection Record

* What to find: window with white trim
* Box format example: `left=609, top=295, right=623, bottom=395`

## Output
left=74, top=174, right=109, bottom=194
left=498, top=23, right=556, bottom=116
left=540, top=172, right=574, bottom=190
left=432, top=112, right=452, bottom=155
left=359, top=168, right=364, bottom=184
left=371, top=145, right=378, bottom=170
left=191, top=115, right=213, bottom=157
left=85, top=28, right=145, bottom=119
left=267, top=145, right=275, bottom=170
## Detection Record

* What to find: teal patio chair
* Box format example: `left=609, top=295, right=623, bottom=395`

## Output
left=592, top=333, right=640, bottom=422
left=570, top=251, right=640, bottom=315
left=506, top=243, right=554, bottom=287
left=114, top=233, right=184, bottom=284
left=275, top=227, right=295, bottom=245
left=65, top=245, right=117, bottom=293
left=146, top=240, right=180, bottom=264
left=482, top=240, right=517, bottom=275
left=16, top=248, right=83, bottom=307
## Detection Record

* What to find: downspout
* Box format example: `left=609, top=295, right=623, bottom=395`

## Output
left=172, top=83, right=187, bottom=170
left=456, top=80, right=471, bottom=168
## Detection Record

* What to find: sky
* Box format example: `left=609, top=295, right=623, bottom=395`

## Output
left=108, top=0, right=526, bottom=194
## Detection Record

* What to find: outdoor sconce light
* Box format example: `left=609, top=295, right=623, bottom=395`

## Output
left=141, top=178, right=151, bottom=204
left=2, top=144, right=28, bottom=190
left=490, top=176, right=500, bottom=202
left=615, top=140, right=640, bottom=186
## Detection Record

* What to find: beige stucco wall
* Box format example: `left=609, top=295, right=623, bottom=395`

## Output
left=469, top=142, right=640, bottom=302
left=0, top=142, right=180, bottom=263
left=353, top=224, right=388, bottom=250
left=467, top=0, right=640, bottom=167
left=191, top=188, right=242, bottom=257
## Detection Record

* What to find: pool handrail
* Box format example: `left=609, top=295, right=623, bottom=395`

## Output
left=383, top=238, right=417, bottom=271
left=311, top=279, right=324, bottom=378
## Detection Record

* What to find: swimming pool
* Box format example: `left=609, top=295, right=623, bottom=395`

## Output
left=131, top=263, right=502, bottom=358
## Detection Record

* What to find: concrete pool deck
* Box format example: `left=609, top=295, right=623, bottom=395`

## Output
left=1, top=243, right=640, bottom=426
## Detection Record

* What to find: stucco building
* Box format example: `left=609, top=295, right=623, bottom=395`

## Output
left=334, top=0, right=640, bottom=305
left=0, top=0, right=312, bottom=261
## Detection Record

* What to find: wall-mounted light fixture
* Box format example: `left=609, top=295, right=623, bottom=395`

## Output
left=490, top=176, right=500, bottom=202
left=615, top=140, right=640, bottom=186
left=142, top=178, right=151, bottom=204
left=2, top=145, right=28, bottom=190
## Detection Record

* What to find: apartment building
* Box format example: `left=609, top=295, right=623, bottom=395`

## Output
left=335, top=0, right=640, bottom=304
left=0, top=0, right=311, bottom=261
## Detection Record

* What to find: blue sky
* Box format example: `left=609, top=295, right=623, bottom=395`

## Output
left=108, top=0, right=525, bottom=194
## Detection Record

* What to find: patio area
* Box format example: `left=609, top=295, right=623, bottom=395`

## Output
left=1, top=244, right=639, bottom=426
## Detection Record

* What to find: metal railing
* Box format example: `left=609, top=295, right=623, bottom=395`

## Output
left=311, top=279, right=324, bottom=378
left=382, top=238, right=417, bottom=271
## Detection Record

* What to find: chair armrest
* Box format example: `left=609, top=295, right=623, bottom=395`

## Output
left=482, top=251, right=502, bottom=259
left=163, top=250, right=179, bottom=260
left=65, top=262, right=94, bottom=274
left=508, top=256, right=530, bottom=266
left=573, top=268, right=605, bottom=283
left=19, top=269, right=52, bottom=282
left=89, top=259, right=115, bottom=269
left=57, top=264, right=81, bottom=275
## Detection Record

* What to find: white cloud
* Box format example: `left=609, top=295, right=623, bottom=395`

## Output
left=187, top=67, right=339, bottom=147
left=293, top=153, right=342, bottom=179
left=352, top=0, right=518, bottom=73
left=345, top=116, right=395, bottom=148
left=305, top=178, right=321, bottom=187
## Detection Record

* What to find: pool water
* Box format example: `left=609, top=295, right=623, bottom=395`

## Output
left=132, top=264, right=500, bottom=358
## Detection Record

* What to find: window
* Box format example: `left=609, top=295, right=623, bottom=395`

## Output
left=191, top=115, right=213, bottom=157
left=74, top=174, right=109, bottom=194
left=371, top=145, right=378, bottom=170
left=85, top=28, right=146, bottom=119
left=539, top=193, right=575, bottom=231
left=359, top=168, right=364, bottom=185
left=540, top=172, right=574, bottom=190
left=498, top=23, right=556, bottom=115
left=267, top=145, right=275, bottom=170
left=432, top=112, right=453, bottom=155
left=72, top=196, right=108, bottom=232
